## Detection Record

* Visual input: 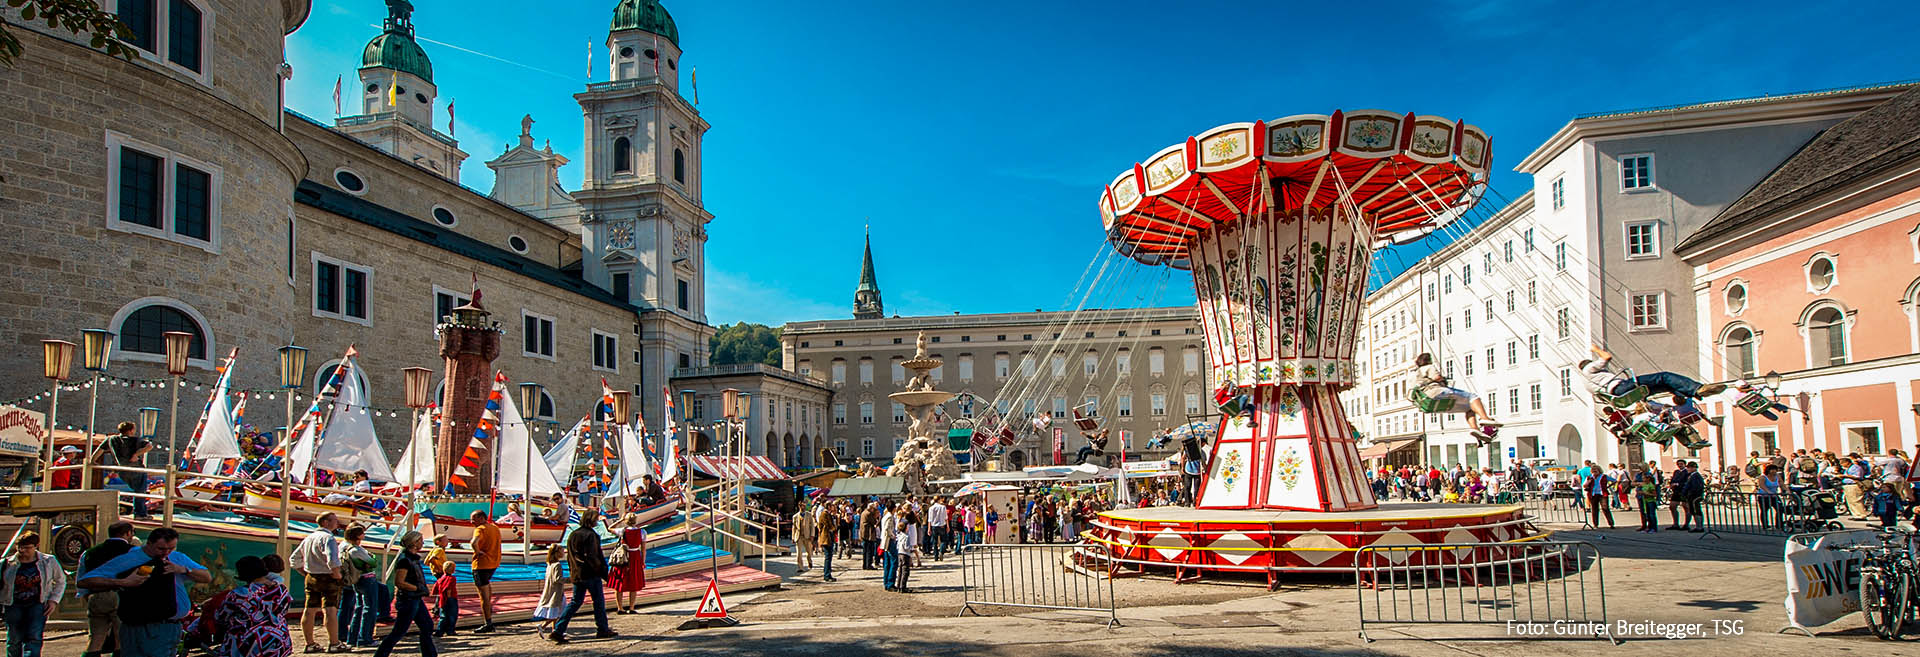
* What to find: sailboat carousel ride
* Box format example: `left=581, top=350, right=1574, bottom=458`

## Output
left=1080, top=111, right=1551, bottom=585
left=13, top=286, right=780, bottom=619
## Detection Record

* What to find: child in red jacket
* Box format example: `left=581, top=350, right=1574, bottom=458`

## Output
left=430, top=561, right=460, bottom=637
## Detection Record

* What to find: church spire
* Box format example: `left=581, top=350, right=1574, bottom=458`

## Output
left=854, top=227, right=883, bottom=319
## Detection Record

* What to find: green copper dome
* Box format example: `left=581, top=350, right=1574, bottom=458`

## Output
left=362, top=31, right=433, bottom=83
left=611, top=0, right=678, bottom=45
left=362, top=1, right=432, bottom=82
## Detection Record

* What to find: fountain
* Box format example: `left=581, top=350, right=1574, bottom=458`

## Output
left=885, top=331, right=963, bottom=494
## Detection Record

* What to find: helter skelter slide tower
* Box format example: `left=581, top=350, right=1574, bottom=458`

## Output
left=1100, top=111, right=1490, bottom=513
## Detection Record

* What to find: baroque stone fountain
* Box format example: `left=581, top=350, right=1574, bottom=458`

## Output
left=885, top=331, right=963, bottom=494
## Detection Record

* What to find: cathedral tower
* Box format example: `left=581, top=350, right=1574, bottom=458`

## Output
left=337, top=0, right=468, bottom=181
left=854, top=232, right=884, bottom=319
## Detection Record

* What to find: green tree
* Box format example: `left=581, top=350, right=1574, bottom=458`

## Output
left=709, top=322, right=782, bottom=367
left=1, top=0, right=137, bottom=67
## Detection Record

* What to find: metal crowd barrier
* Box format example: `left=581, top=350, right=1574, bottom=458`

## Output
left=1355, top=540, right=1616, bottom=644
left=1507, top=489, right=1594, bottom=528
left=1700, top=489, right=1843, bottom=539
left=958, top=542, right=1120, bottom=628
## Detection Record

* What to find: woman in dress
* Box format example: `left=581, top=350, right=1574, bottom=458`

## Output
left=607, top=513, right=648, bottom=613
left=213, top=556, right=292, bottom=657
left=533, top=544, right=567, bottom=635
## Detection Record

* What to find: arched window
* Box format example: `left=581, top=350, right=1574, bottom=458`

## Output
left=118, top=304, right=207, bottom=360
left=1807, top=305, right=1849, bottom=367
left=673, top=148, right=685, bottom=184
left=612, top=137, right=632, bottom=173
left=313, top=360, right=369, bottom=399
left=1721, top=325, right=1756, bottom=379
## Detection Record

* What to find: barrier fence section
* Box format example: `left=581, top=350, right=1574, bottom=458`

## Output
left=1355, top=540, right=1616, bottom=644
left=1701, top=489, right=1843, bottom=538
left=1507, top=490, right=1593, bottom=528
left=958, top=542, right=1120, bottom=628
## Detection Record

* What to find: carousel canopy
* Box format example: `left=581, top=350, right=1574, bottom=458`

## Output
left=1100, top=111, right=1491, bottom=268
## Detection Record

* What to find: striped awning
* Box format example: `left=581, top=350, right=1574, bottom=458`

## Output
left=688, top=455, right=789, bottom=480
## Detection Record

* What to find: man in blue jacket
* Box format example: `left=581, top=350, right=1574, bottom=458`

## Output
left=77, top=528, right=212, bottom=657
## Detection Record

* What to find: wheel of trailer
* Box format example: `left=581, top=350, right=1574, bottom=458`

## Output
left=49, top=524, right=93, bottom=568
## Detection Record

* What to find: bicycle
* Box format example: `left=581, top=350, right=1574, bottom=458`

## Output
left=1836, top=526, right=1919, bottom=640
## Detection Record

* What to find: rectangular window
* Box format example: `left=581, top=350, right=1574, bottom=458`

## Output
left=118, top=0, right=157, bottom=52
left=591, top=331, right=617, bottom=371
left=1116, top=352, right=1131, bottom=375
left=1148, top=350, right=1165, bottom=376
left=166, top=0, right=203, bottom=71
left=434, top=289, right=470, bottom=325
left=312, top=254, right=371, bottom=325
left=1551, top=177, right=1565, bottom=210
left=859, top=359, right=873, bottom=385
left=1507, top=341, right=1518, bottom=366
left=1750, top=429, right=1778, bottom=454
left=611, top=272, right=630, bottom=300
left=1624, top=222, right=1659, bottom=259
left=1508, top=388, right=1520, bottom=413
left=1051, top=354, right=1066, bottom=377
left=1052, top=397, right=1068, bottom=419
left=521, top=313, right=555, bottom=359
left=173, top=164, right=210, bottom=240
left=1529, top=383, right=1542, bottom=411
left=1559, top=368, right=1573, bottom=397
left=995, top=354, right=1010, bottom=379
left=1084, top=396, right=1099, bottom=417
left=1483, top=252, right=1493, bottom=275
left=1445, top=275, right=1453, bottom=293
left=1523, top=228, right=1535, bottom=252
left=834, top=440, right=846, bottom=457
left=1445, top=360, right=1455, bottom=378
left=1150, top=393, right=1166, bottom=416
left=1117, top=394, right=1132, bottom=417
left=1556, top=308, right=1571, bottom=339
left=1463, top=309, right=1472, bottom=329
left=676, top=279, right=690, bottom=311
left=831, top=361, right=845, bottom=385
left=1444, top=317, right=1453, bottom=335
left=1488, top=390, right=1498, bottom=416
left=1484, top=299, right=1494, bottom=322
left=833, top=403, right=846, bottom=425
left=1527, top=280, right=1537, bottom=306
left=891, top=359, right=905, bottom=384
left=1427, top=283, right=1436, bottom=302
left=1505, top=290, right=1516, bottom=312
left=1629, top=292, right=1665, bottom=330
left=859, top=402, right=874, bottom=425
left=1555, top=243, right=1567, bottom=271
left=1485, top=347, right=1495, bottom=370
left=1084, top=352, right=1098, bottom=375
left=1504, top=241, right=1514, bottom=263
left=1528, top=334, right=1540, bottom=359
left=958, top=356, right=974, bottom=382
left=861, top=439, right=874, bottom=457
left=1464, top=355, right=1474, bottom=376
left=1182, top=348, right=1200, bottom=375
left=1462, top=264, right=1472, bottom=286
left=1184, top=392, right=1201, bottom=415
left=1621, top=154, right=1654, bottom=190
left=892, top=402, right=906, bottom=424
left=110, top=136, right=222, bottom=250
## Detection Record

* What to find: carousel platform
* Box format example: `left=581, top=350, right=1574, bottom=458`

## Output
left=1084, top=502, right=1547, bottom=582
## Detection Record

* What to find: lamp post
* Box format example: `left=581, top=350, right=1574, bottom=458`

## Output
left=160, top=331, right=192, bottom=523
left=517, top=381, right=542, bottom=558
left=736, top=392, right=752, bottom=516
left=136, top=406, right=159, bottom=516
left=276, top=344, right=309, bottom=556
left=79, top=329, right=113, bottom=489
left=38, top=340, right=75, bottom=491
left=609, top=389, right=632, bottom=500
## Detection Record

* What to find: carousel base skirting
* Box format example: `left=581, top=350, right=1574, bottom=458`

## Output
left=1083, top=502, right=1548, bottom=577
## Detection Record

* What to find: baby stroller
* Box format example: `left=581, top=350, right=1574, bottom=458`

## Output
left=178, top=589, right=233, bottom=655
left=1778, top=488, right=1844, bottom=533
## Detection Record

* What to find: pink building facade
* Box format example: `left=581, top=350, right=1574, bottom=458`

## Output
left=1678, top=87, right=1920, bottom=467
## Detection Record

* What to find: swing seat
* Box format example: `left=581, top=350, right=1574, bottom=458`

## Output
left=1407, top=389, right=1457, bottom=413
left=1629, top=420, right=1677, bottom=445
left=1678, top=427, right=1711, bottom=451
left=1735, top=391, right=1776, bottom=416
left=1594, top=385, right=1649, bottom=409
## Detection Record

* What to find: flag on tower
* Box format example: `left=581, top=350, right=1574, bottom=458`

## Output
left=691, top=66, right=698, bottom=105
left=651, top=35, right=661, bottom=77
left=387, top=73, right=398, bottom=108
left=586, top=39, right=593, bottom=80
left=332, top=75, right=342, bottom=116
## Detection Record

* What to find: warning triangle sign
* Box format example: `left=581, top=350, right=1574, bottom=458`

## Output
left=694, top=579, right=730, bottom=618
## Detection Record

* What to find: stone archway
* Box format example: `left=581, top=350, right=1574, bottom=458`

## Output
left=765, top=430, right=779, bottom=465
left=819, top=446, right=838, bottom=468
left=799, top=434, right=812, bottom=467
left=1556, top=424, right=1583, bottom=465
left=1007, top=450, right=1028, bottom=470
left=783, top=432, right=796, bottom=469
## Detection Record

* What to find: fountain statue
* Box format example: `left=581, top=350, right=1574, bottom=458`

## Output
left=885, top=331, right=962, bottom=494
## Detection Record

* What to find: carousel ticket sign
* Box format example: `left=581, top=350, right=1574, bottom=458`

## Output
left=0, top=406, right=48, bottom=458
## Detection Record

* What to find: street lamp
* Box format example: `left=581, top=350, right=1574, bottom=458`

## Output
left=79, top=329, right=113, bottom=488
left=735, top=392, right=752, bottom=514
left=38, top=340, right=75, bottom=491
left=514, top=380, right=543, bottom=558
left=404, top=366, right=435, bottom=485
left=137, top=405, right=159, bottom=509
left=275, top=344, right=309, bottom=556
left=1763, top=370, right=1782, bottom=391
left=160, top=331, right=192, bottom=522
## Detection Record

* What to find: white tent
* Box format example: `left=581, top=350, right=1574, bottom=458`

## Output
left=541, top=417, right=586, bottom=487
left=494, top=389, right=563, bottom=496
left=610, top=424, right=651, bottom=496
left=307, top=369, right=397, bottom=483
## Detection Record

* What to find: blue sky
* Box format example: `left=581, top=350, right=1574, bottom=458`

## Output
left=286, top=0, right=1920, bottom=327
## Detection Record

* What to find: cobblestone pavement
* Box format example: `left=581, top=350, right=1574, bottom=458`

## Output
left=41, top=510, right=1918, bottom=656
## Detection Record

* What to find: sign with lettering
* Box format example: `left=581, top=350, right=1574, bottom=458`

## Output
left=1784, top=530, right=1876, bottom=629
left=0, top=406, right=48, bottom=457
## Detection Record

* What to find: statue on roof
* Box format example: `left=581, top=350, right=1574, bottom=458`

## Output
left=384, top=0, right=416, bottom=33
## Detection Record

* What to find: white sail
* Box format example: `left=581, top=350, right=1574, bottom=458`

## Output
left=310, top=368, right=397, bottom=482
left=542, top=417, right=586, bottom=487
left=288, top=422, right=318, bottom=483
left=494, top=390, right=562, bottom=496
left=611, top=424, right=651, bottom=496
left=391, top=409, right=436, bottom=486
left=190, top=374, right=242, bottom=463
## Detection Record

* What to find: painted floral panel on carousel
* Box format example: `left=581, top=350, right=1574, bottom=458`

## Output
left=1189, top=209, right=1368, bottom=390
left=1198, top=415, right=1256, bottom=508
left=1263, top=438, right=1320, bottom=510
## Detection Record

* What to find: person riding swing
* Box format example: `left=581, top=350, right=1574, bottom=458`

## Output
left=1580, top=344, right=1727, bottom=407
left=1409, top=353, right=1501, bottom=443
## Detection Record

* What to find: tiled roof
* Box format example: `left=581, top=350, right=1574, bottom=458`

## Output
left=1676, top=85, right=1920, bottom=254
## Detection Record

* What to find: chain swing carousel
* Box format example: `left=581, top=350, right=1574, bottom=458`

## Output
left=1084, top=111, right=1549, bottom=582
